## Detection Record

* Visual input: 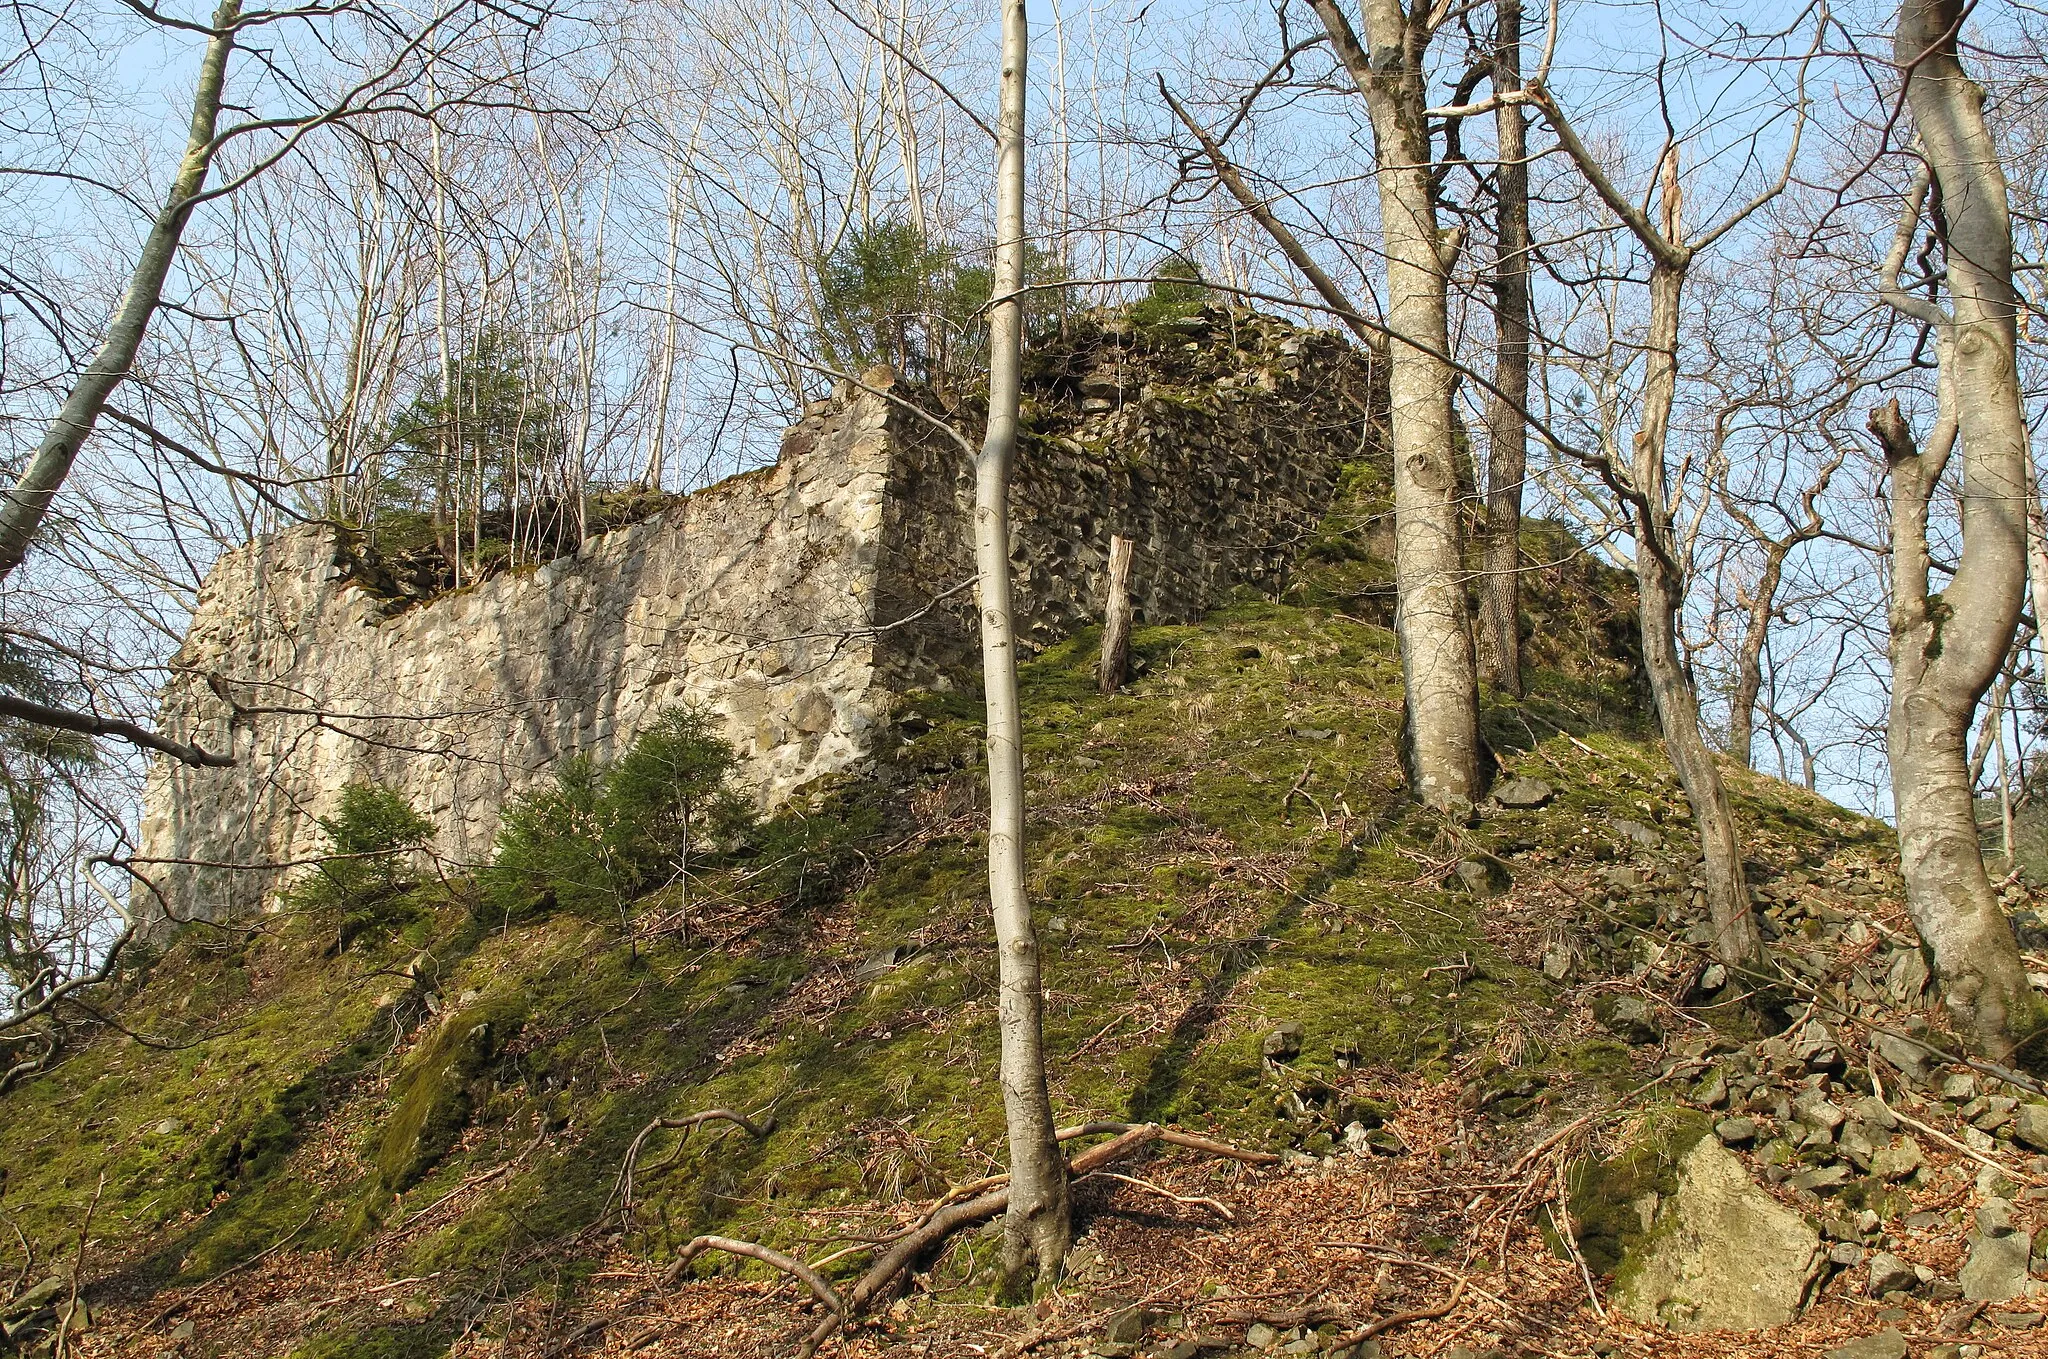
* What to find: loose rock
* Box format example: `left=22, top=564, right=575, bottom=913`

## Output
left=1262, top=1023, right=1304, bottom=1064
left=1491, top=776, right=1554, bottom=809
left=2012, top=1103, right=2048, bottom=1154
left=1869, top=1252, right=1920, bottom=1296
left=1611, top=1136, right=1824, bottom=1332
left=1825, top=1331, right=1908, bottom=1359
left=1961, top=1200, right=2034, bottom=1302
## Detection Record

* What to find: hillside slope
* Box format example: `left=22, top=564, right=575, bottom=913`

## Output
left=3, top=469, right=2042, bottom=1359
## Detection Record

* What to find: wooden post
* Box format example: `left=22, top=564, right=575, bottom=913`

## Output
left=1099, top=535, right=1134, bottom=695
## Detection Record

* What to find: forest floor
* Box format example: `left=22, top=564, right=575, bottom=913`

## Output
left=7, top=478, right=2048, bottom=1358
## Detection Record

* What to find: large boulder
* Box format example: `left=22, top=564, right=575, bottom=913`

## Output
left=1610, top=1133, right=1825, bottom=1331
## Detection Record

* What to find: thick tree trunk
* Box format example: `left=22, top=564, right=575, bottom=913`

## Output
left=0, top=0, right=240, bottom=583
left=1871, top=0, right=2044, bottom=1063
left=1311, top=0, right=1482, bottom=809
left=1098, top=534, right=1134, bottom=696
left=978, top=0, right=1069, bottom=1291
left=1479, top=0, right=1529, bottom=697
left=1634, top=265, right=1763, bottom=967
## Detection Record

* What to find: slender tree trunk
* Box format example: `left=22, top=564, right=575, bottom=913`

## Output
left=0, top=0, right=240, bottom=583
left=978, top=0, right=1069, bottom=1292
left=1997, top=694, right=2016, bottom=867
left=2027, top=468, right=2048, bottom=681
left=1726, top=545, right=1790, bottom=769
left=1873, top=0, right=2044, bottom=1063
left=1634, top=263, right=1763, bottom=967
left=1099, top=534, right=1134, bottom=695
left=1478, top=0, right=1529, bottom=696
left=1311, top=0, right=1482, bottom=808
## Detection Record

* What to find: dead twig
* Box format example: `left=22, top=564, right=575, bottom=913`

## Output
left=308, top=1273, right=443, bottom=1314
left=612, top=1108, right=772, bottom=1216
left=1485, top=1062, right=1700, bottom=1206
left=1314, top=1243, right=1522, bottom=1319
left=142, top=1206, right=316, bottom=1332
left=1549, top=1150, right=1607, bottom=1321
left=1082, top=1170, right=1235, bottom=1222
left=53, top=1174, right=103, bottom=1359
left=5, top=1214, right=34, bottom=1306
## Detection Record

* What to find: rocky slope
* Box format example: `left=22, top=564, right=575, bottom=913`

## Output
left=6, top=455, right=2048, bottom=1359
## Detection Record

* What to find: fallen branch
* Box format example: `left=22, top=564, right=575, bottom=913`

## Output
left=1870, top=1069, right=2046, bottom=1188
left=1212, top=1301, right=1350, bottom=1327
left=142, top=1207, right=316, bottom=1332
left=1549, top=1153, right=1606, bottom=1321
left=1081, top=1170, right=1235, bottom=1222
left=612, top=1109, right=771, bottom=1216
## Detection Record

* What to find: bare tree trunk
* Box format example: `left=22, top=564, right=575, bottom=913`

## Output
left=0, top=0, right=240, bottom=584
left=1726, top=544, right=1791, bottom=769
left=1311, top=0, right=1482, bottom=809
left=1099, top=534, right=1133, bottom=696
left=1478, top=0, right=1529, bottom=697
left=1997, top=693, right=2016, bottom=868
left=2027, top=468, right=2048, bottom=681
left=978, top=0, right=1068, bottom=1292
left=1871, top=0, right=2044, bottom=1063
left=1633, top=262, right=1762, bottom=967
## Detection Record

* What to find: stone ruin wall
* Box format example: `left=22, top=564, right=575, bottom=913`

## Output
left=139, top=311, right=1379, bottom=926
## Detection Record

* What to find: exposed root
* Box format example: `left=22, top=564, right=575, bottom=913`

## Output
left=662, top=1236, right=845, bottom=1359
left=1331, top=1278, right=1466, bottom=1346
left=659, top=1120, right=1276, bottom=1356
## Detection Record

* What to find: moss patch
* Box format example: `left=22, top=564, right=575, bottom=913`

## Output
left=1565, top=1107, right=1716, bottom=1276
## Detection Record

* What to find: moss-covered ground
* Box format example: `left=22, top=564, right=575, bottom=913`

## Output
left=0, top=466, right=1910, bottom=1359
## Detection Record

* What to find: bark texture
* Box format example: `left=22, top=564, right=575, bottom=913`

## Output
left=977, top=0, right=1070, bottom=1288
left=1478, top=0, right=1529, bottom=696
left=0, top=0, right=240, bottom=583
left=1870, top=0, right=2043, bottom=1063
left=1098, top=534, right=1134, bottom=695
left=1311, top=0, right=1482, bottom=808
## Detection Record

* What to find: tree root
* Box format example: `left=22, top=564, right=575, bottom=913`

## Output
left=662, top=1236, right=845, bottom=1359
left=659, top=1120, right=1276, bottom=1355
left=1330, top=1279, right=1466, bottom=1347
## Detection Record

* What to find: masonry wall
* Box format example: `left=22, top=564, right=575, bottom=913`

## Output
left=139, top=309, right=1380, bottom=926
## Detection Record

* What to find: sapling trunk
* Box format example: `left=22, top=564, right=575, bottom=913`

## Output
left=977, top=0, right=1070, bottom=1291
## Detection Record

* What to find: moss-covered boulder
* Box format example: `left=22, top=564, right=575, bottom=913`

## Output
left=1603, top=1129, right=1824, bottom=1331
left=376, top=1001, right=523, bottom=1192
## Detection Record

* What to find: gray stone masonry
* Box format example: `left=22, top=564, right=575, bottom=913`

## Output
left=138, top=309, right=1379, bottom=926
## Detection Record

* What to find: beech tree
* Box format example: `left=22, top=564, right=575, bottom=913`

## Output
left=1305, top=0, right=1483, bottom=809
left=1522, top=20, right=1818, bottom=967
left=1871, top=0, right=2044, bottom=1062
left=1477, top=0, right=1530, bottom=698
left=975, top=0, right=1069, bottom=1289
